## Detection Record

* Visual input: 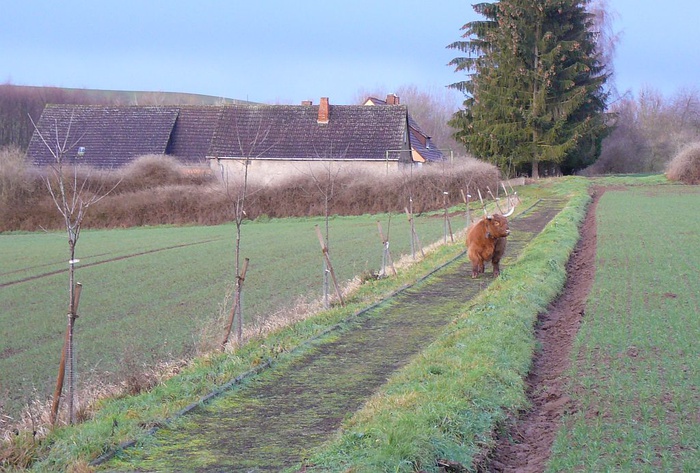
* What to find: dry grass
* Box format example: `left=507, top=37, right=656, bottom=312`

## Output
left=666, top=142, right=700, bottom=184
left=0, top=150, right=501, bottom=231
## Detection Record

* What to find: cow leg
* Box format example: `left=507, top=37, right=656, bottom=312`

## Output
left=471, top=263, right=480, bottom=278
left=470, top=260, right=484, bottom=278
left=492, top=237, right=507, bottom=277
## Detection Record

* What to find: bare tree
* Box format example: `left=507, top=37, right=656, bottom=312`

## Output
left=30, top=113, right=119, bottom=424
left=219, top=107, right=277, bottom=349
left=588, top=87, right=700, bottom=174
left=219, top=153, right=252, bottom=349
left=353, top=84, right=463, bottom=154
left=588, top=0, right=620, bottom=96
left=299, top=142, right=348, bottom=308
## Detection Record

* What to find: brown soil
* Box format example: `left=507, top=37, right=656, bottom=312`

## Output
left=482, top=188, right=602, bottom=473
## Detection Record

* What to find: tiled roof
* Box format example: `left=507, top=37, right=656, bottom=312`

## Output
left=363, top=96, right=445, bottom=162
left=209, top=104, right=411, bottom=161
left=407, top=115, right=445, bottom=162
left=27, top=105, right=178, bottom=168
left=27, top=101, right=442, bottom=168
left=166, top=106, right=224, bottom=164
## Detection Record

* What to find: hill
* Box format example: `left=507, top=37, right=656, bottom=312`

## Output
left=0, top=83, right=251, bottom=150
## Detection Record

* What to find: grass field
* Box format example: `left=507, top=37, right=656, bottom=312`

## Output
left=547, top=186, right=700, bottom=472
left=0, top=211, right=456, bottom=422
left=5, top=176, right=696, bottom=472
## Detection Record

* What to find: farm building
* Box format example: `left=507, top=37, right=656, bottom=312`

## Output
left=26, top=96, right=445, bottom=184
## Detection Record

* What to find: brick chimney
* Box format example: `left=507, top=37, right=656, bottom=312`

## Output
left=318, top=97, right=330, bottom=124
left=302, top=100, right=313, bottom=105
left=386, top=94, right=400, bottom=105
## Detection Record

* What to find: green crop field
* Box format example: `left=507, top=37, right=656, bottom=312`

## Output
left=547, top=186, right=700, bottom=472
left=0, top=211, right=456, bottom=421
left=5, top=177, right=696, bottom=472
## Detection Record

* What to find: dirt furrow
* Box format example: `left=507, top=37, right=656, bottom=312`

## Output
left=0, top=239, right=221, bottom=288
left=483, top=189, right=600, bottom=472
left=104, top=200, right=567, bottom=472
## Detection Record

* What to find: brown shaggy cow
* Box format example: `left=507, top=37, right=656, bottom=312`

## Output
left=466, top=214, right=511, bottom=278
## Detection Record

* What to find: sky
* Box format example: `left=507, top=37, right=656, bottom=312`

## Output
left=2, top=1, right=699, bottom=107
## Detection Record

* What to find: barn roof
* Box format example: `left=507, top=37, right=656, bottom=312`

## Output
left=27, top=100, right=444, bottom=168
left=208, top=104, right=410, bottom=161
left=166, top=106, right=223, bottom=163
left=364, top=95, right=444, bottom=162
left=27, top=105, right=179, bottom=168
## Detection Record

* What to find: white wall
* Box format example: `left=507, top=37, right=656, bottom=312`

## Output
left=209, top=158, right=404, bottom=186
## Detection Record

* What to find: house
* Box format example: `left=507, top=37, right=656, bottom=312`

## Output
left=363, top=94, right=444, bottom=164
left=27, top=96, right=444, bottom=184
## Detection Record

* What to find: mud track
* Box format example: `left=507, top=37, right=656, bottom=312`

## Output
left=483, top=188, right=601, bottom=472
left=104, top=199, right=568, bottom=472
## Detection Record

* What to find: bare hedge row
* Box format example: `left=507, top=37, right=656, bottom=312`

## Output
left=666, top=142, right=700, bottom=185
left=0, top=152, right=502, bottom=232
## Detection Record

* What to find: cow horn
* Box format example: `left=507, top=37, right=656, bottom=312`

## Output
left=499, top=181, right=517, bottom=217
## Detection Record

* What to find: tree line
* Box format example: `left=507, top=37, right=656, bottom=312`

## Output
left=586, top=87, right=700, bottom=174
left=0, top=84, right=115, bottom=151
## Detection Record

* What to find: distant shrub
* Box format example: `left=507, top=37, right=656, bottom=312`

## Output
left=0, top=155, right=502, bottom=231
left=0, top=147, right=45, bottom=230
left=119, top=154, right=187, bottom=190
left=0, top=146, right=30, bottom=203
left=666, top=142, right=700, bottom=184
left=117, top=154, right=214, bottom=192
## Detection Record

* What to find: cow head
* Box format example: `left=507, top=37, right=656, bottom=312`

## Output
left=485, top=213, right=510, bottom=239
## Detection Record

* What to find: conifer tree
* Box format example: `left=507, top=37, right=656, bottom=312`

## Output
left=448, top=0, right=609, bottom=177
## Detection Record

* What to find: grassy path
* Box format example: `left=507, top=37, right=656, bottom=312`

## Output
left=103, top=199, right=567, bottom=472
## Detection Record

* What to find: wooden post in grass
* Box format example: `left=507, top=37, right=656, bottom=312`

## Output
left=222, top=257, right=249, bottom=350
left=461, top=188, right=472, bottom=229
left=315, top=225, right=344, bottom=306
left=487, top=186, right=505, bottom=214
left=377, top=220, right=397, bottom=277
left=442, top=191, right=454, bottom=244
left=50, top=282, right=82, bottom=425
left=405, top=207, right=424, bottom=259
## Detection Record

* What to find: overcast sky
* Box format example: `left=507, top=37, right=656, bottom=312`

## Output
left=3, top=1, right=699, bottom=106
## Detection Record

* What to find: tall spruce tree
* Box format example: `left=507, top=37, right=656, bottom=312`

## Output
left=448, top=0, right=609, bottom=177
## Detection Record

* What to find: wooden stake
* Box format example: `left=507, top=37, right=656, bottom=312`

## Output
left=315, top=225, right=344, bottom=306
left=222, top=258, right=250, bottom=349
left=377, top=220, right=397, bottom=276
left=405, top=207, right=424, bottom=258
left=50, top=282, right=82, bottom=425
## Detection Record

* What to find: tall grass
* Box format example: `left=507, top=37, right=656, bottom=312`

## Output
left=547, top=186, right=700, bottom=472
